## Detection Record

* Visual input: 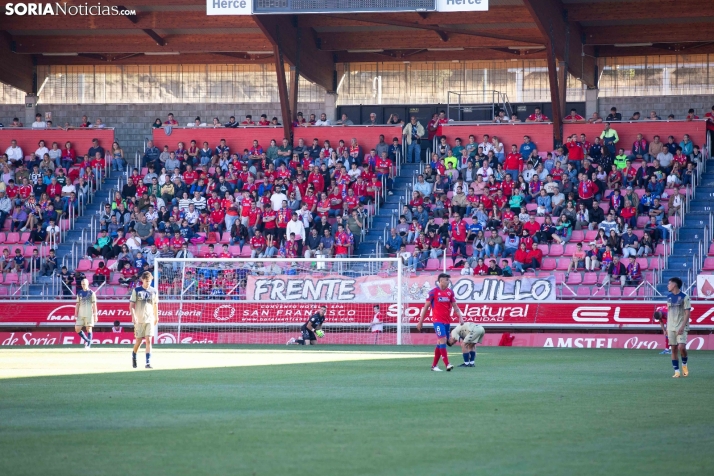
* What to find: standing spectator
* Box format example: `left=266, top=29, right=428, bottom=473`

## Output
left=599, top=123, right=619, bottom=157
left=402, top=117, right=424, bottom=164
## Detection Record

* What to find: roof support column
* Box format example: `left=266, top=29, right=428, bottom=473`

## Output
left=273, top=41, right=293, bottom=145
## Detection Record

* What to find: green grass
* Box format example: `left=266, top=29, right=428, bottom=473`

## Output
left=1, top=346, right=713, bottom=476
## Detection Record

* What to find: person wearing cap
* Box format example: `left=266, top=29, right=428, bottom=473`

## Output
left=585, top=242, right=600, bottom=272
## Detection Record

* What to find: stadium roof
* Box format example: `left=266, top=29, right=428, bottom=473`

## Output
left=1, top=0, right=712, bottom=135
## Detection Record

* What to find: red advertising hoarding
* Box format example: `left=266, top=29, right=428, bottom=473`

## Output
left=2, top=331, right=712, bottom=350
left=1, top=301, right=713, bottom=328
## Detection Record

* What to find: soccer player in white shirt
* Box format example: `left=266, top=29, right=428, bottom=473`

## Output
left=129, top=271, right=159, bottom=369
left=447, top=322, right=485, bottom=367
left=75, top=279, right=97, bottom=349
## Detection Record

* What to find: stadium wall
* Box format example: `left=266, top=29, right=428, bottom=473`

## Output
left=597, top=94, right=714, bottom=121
left=0, top=102, right=326, bottom=154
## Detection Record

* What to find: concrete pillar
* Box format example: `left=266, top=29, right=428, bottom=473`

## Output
left=585, top=88, right=599, bottom=118
left=24, top=94, right=38, bottom=125
left=325, top=92, right=338, bottom=122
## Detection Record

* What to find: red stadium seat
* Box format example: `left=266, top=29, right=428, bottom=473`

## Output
left=76, top=259, right=92, bottom=272
left=703, top=257, right=714, bottom=271
left=549, top=244, right=564, bottom=257
left=540, top=258, right=557, bottom=271
left=5, top=232, right=20, bottom=244
left=556, top=258, right=571, bottom=271
left=581, top=272, right=598, bottom=285
left=566, top=273, right=582, bottom=285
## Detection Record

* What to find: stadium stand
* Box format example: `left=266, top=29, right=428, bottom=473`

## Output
left=0, top=112, right=710, bottom=301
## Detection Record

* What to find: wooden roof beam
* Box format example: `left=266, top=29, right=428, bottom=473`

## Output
left=322, top=14, right=543, bottom=45
left=254, top=15, right=336, bottom=92
left=522, top=0, right=596, bottom=87
left=0, top=32, right=33, bottom=93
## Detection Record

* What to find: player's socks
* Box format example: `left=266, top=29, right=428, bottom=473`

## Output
left=462, top=352, right=469, bottom=363
left=86, top=332, right=92, bottom=347
left=682, top=356, right=688, bottom=365
left=132, top=352, right=137, bottom=368
left=469, top=351, right=476, bottom=363
left=296, top=339, right=305, bottom=345
left=438, top=345, right=450, bottom=366
left=432, top=347, right=440, bottom=367
left=77, top=331, right=90, bottom=344
left=146, top=353, right=151, bottom=365
left=671, top=359, right=679, bottom=371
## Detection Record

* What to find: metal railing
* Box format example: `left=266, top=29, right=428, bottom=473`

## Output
left=447, top=90, right=514, bottom=122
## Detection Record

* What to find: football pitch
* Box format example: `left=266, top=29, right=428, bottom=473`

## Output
left=0, top=346, right=712, bottom=476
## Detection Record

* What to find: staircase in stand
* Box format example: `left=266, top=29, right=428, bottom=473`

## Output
left=656, top=158, right=714, bottom=295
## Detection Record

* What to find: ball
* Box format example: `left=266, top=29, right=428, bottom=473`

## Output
left=315, top=330, right=325, bottom=338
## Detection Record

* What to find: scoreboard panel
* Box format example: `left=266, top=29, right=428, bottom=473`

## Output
left=206, top=0, right=487, bottom=15
left=254, top=0, right=436, bottom=14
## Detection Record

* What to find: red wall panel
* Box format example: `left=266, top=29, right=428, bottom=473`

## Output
left=0, top=129, right=115, bottom=158
left=152, top=125, right=405, bottom=153
left=563, top=120, right=709, bottom=152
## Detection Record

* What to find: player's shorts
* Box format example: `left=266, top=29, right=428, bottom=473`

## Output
left=463, top=326, right=486, bottom=344
left=75, top=315, right=95, bottom=327
left=134, top=322, right=154, bottom=339
left=668, top=330, right=687, bottom=345
left=433, top=323, right=451, bottom=339
left=301, top=325, right=317, bottom=342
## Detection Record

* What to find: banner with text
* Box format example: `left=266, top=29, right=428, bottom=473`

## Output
left=245, top=275, right=556, bottom=303
left=1, top=300, right=713, bottom=327
left=4, top=331, right=712, bottom=350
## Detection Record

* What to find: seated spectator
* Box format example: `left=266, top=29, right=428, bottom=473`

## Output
left=626, top=256, right=642, bottom=285
left=565, top=242, right=586, bottom=278
left=602, top=255, right=627, bottom=287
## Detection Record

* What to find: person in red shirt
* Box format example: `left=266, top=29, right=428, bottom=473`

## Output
left=416, top=273, right=465, bottom=372
left=522, top=215, right=539, bottom=237
left=526, top=107, right=549, bottom=122
left=685, top=108, right=699, bottom=121
left=375, top=152, right=393, bottom=192
left=327, top=186, right=343, bottom=217
left=262, top=205, right=277, bottom=238
left=308, top=166, right=325, bottom=193
left=334, top=225, right=350, bottom=257
left=183, top=165, right=197, bottom=186
left=210, top=203, right=226, bottom=233
left=473, top=258, right=489, bottom=276
left=705, top=105, right=714, bottom=123
left=46, top=177, right=62, bottom=199
left=343, top=188, right=359, bottom=213
left=219, top=244, right=233, bottom=259
left=519, top=242, right=543, bottom=274
left=563, top=109, right=585, bottom=123
left=250, top=230, right=266, bottom=258
left=366, top=176, right=382, bottom=203
left=276, top=206, right=290, bottom=244
left=258, top=114, right=270, bottom=127
left=352, top=177, right=368, bottom=204
left=170, top=231, right=185, bottom=252
left=450, top=213, right=468, bottom=260
left=577, top=172, right=596, bottom=210
left=118, top=262, right=137, bottom=286
left=565, top=134, right=584, bottom=168
left=154, top=230, right=170, bottom=250
left=92, top=260, right=111, bottom=286
left=240, top=114, right=255, bottom=125
left=504, top=144, right=522, bottom=181
left=17, top=178, right=33, bottom=200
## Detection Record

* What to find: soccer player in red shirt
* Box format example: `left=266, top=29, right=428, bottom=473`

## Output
left=416, top=273, right=464, bottom=371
